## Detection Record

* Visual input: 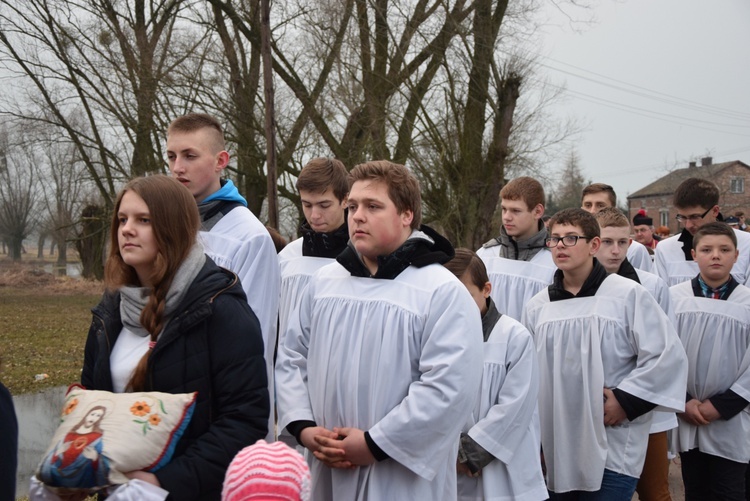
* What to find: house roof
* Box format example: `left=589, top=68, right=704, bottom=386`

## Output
left=628, top=160, right=750, bottom=199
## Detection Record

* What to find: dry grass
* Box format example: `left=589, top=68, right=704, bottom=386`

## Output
left=0, top=259, right=103, bottom=396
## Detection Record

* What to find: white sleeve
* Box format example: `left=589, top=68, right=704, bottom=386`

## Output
left=468, top=323, right=539, bottom=464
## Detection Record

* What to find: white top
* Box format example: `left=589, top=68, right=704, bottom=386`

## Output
left=628, top=240, right=654, bottom=273
left=671, top=281, right=750, bottom=462
left=476, top=247, right=556, bottom=321
left=457, top=315, right=547, bottom=501
left=522, top=274, right=687, bottom=493
left=654, top=228, right=750, bottom=286
left=276, top=261, right=483, bottom=500
left=277, top=237, right=336, bottom=341
left=634, top=268, right=678, bottom=434
left=199, top=205, right=280, bottom=441
left=109, top=327, right=149, bottom=393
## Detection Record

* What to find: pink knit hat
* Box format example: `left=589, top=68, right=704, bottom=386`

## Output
left=222, top=440, right=311, bottom=501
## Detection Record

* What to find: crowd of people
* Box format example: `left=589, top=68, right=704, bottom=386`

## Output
left=13, top=112, right=749, bottom=501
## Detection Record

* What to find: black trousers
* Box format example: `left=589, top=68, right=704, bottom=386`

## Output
left=681, top=448, right=747, bottom=501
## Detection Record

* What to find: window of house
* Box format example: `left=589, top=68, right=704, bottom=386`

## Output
left=730, top=177, right=745, bottom=193
left=660, top=209, right=669, bottom=228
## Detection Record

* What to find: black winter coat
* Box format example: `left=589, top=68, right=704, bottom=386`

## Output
left=82, top=258, right=269, bottom=500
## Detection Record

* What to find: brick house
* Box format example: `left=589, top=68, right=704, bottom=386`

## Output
left=627, top=157, right=750, bottom=235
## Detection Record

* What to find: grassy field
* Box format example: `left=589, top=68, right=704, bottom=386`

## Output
left=0, top=260, right=103, bottom=395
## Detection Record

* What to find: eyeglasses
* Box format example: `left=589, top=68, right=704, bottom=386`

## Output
left=544, top=235, right=591, bottom=248
left=675, top=207, right=712, bottom=223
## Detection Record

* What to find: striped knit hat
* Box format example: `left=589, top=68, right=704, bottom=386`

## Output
left=222, top=440, right=311, bottom=501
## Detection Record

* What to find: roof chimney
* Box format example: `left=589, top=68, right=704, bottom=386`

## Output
left=701, top=156, right=713, bottom=166
left=689, top=161, right=696, bottom=168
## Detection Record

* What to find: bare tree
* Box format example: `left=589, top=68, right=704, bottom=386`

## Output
left=0, top=128, right=38, bottom=260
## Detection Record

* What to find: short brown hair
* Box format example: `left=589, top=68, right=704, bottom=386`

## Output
left=296, top=158, right=349, bottom=202
left=581, top=183, right=616, bottom=207
left=693, top=221, right=737, bottom=249
left=673, top=177, right=719, bottom=210
left=167, top=113, right=226, bottom=152
left=443, top=248, right=489, bottom=289
left=500, top=176, right=545, bottom=210
left=594, top=207, right=629, bottom=229
left=548, top=208, right=600, bottom=239
left=349, top=160, right=422, bottom=229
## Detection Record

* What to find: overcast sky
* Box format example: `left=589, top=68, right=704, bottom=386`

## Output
left=535, top=0, right=750, bottom=199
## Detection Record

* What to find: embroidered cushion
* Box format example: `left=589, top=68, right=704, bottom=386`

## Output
left=36, top=384, right=196, bottom=492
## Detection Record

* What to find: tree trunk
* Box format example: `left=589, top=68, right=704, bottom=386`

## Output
left=75, top=204, right=107, bottom=280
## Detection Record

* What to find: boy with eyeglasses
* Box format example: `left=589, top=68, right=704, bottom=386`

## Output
left=594, top=208, right=678, bottom=501
left=654, top=177, right=750, bottom=286
left=670, top=222, right=750, bottom=501
left=522, top=208, right=687, bottom=500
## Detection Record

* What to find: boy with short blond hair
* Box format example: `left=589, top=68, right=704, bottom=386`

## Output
left=522, top=208, right=687, bottom=499
left=580, top=183, right=654, bottom=272
left=594, top=207, right=677, bottom=501
left=670, top=222, right=750, bottom=500
left=477, top=176, right=555, bottom=320
left=166, top=113, right=280, bottom=441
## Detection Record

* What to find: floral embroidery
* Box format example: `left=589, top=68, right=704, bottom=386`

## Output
left=63, top=398, right=79, bottom=416
left=130, top=401, right=151, bottom=417
left=132, top=399, right=168, bottom=434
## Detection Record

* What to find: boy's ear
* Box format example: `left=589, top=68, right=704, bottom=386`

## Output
left=215, top=151, right=230, bottom=171
left=532, top=203, right=544, bottom=219
left=589, top=236, right=601, bottom=255
left=691, top=248, right=697, bottom=261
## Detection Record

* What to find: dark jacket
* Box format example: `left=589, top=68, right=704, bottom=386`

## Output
left=0, top=382, right=17, bottom=501
left=82, top=258, right=269, bottom=500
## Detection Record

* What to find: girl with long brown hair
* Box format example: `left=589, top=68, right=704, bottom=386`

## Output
left=81, top=175, right=269, bottom=499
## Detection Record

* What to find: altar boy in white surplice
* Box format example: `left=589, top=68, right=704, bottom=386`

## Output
left=275, top=161, right=483, bottom=501
left=522, top=208, right=687, bottom=500
left=670, top=222, right=750, bottom=501
left=445, top=248, right=547, bottom=501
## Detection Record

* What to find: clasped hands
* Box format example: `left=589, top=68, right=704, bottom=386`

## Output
left=300, top=426, right=376, bottom=469
left=678, top=398, right=720, bottom=426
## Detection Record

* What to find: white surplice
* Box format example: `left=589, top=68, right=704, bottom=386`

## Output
left=633, top=268, right=678, bottom=434
left=628, top=241, right=655, bottom=273
left=476, top=247, right=556, bottom=321
left=671, top=281, right=750, bottom=462
left=457, top=315, right=547, bottom=501
left=655, top=228, right=750, bottom=286
left=276, top=261, right=483, bottom=500
left=522, top=274, right=687, bottom=493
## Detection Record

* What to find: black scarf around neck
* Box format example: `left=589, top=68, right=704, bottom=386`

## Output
left=548, top=258, right=609, bottom=302
left=300, top=221, right=349, bottom=258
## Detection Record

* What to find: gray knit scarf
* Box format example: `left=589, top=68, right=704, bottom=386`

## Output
left=119, top=242, right=207, bottom=338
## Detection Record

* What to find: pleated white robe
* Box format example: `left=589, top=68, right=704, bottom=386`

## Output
left=671, top=281, right=750, bottom=462
left=522, top=274, right=687, bottom=493
left=476, top=247, right=556, bottom=321
left=276, top=261, right=483, bottom=500
left=457, top=315, right=547, bottom=501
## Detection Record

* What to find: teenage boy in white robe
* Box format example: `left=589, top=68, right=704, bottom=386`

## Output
left=277, top=158, right=349, bottom=342
left=522, top=208, right=687, bottom=500
left=476, top=177, right=556, bottom=320
left=580, top=183, right=654, bottom=273
left=275, top=161, right=483, bottom=500
left=670, top=222, right=750, bottom=501
left=445, top=248, right=548, bottom=501
left=654, top=177, right=750, bottom=287
left=593, top=207, right=677, bottom=501
left=166, top=113, right=280, bottom=441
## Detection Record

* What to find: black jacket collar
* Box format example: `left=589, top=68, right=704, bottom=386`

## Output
left=616, top=258, right=640, bottom=284
left=548, top=258, right=609, bottom=302
left=300, top=220, right=349, bottom=258
left=336, top=225, right=454, bottom=279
